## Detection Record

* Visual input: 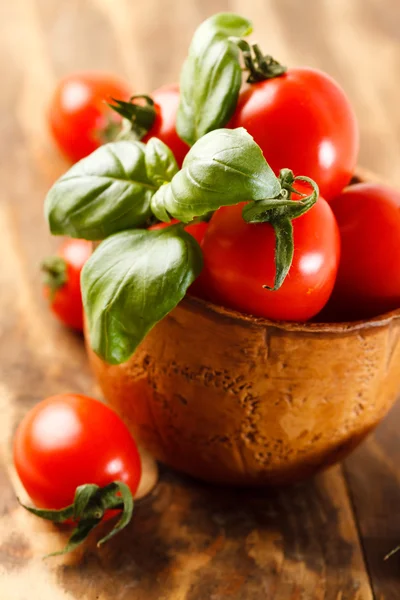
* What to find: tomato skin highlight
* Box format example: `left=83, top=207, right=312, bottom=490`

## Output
left=143, top=84, right=189, bottom=167
left=13, top=394, right=141, bottom=511
left=230, top=67, right=359, bottom=201
left=43, top=239, right=92, bottom=331
left=198, top=198, right=340, bottom=321
left=49, top=72, right=131, bottom=162
left=328, top=183, right=400, bottom=319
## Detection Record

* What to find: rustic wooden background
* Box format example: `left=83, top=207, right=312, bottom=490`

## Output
left=1, top=0, right=400, bottom=598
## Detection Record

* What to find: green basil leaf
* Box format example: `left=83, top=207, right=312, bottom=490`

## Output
left=151, top=184, right=172, bottom=223
left=82, top=226, right=203, bottom=364
left=177, top=13, right=252, bottom=146
left=151, top=128, right=281, bottom=223
left=45, top=141, right=157, bottom=240
left=145, top=138, right=179, bottom=187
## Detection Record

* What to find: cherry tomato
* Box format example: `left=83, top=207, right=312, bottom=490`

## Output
left=198, top=196, right=340, bottom=321
left=230, top=68, right=359, bottom=201
left=49, top=72, right=131, bottom=162
left=143, top=84, right=189, bottom=167
left=13, top=394, right=141, bottom=510
left=150, top=218, right=208, bottom=245
left=327, top=183, right=400, bottom=319
left=42, top=238, right=92, bottom=331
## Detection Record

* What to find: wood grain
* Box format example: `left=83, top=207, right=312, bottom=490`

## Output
left=0, top=0, right=400, bottom=598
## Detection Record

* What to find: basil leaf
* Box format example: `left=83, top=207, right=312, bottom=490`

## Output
left=177, top=13, right=252, bottom=146
left=151, top=128, right=281, bottom=223
left=82, top=226, right=203, bottom=364
left=145, top=138, right=179, bottom=187
left=45, top=141, right=156, bottom=240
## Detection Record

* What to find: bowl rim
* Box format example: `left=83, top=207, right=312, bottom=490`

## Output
left=181, top=294, right=400, bottom=334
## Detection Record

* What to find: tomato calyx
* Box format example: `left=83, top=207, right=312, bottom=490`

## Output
left=233, top=38, right=287, bottom=83
left=108, top=95, right=156, bottom=141
left=95, top=114, right=127, bottom=145
left=41, top=256, right=68, bottom=297
left=19, top=481, right=134, bottom=556
left=243, top=169, right=319, bottom=290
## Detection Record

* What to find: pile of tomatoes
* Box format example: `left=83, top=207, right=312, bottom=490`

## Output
left=45, top=65, right=400, bottom=327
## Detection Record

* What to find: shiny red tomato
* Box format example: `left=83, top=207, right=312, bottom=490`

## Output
left=13, top=394, right=141, bottom=510
left=328, top=183, right=400, bottom=319
left=198, top=197, right=340, bottom=321
left=230, top=68, right=359, bottom=200
left=150, top=218, right=208, bottom=245
left=143, top=84, right=189, bottom=167
left=49, top=72, right=131, bottom=162
left=42, top=238, right=92, bottom=331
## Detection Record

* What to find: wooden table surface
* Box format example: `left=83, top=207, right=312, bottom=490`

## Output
left=1, top=1, right=400, bottom=598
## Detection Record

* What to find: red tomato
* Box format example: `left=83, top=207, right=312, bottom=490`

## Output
left=13, top=394, right=141, bottom=510
left=42, top=239, right=92, bottom=331
left=230, top=68, right=359, bottom=201
left=150, top=218, right=208, bottom=245
left=198, top=197, right=340, bottom=321
left=49, top=72, right=131, bottom=162
left=143, top=84, right=189, bottom=167
left=327, top=183, right=400, bottom=319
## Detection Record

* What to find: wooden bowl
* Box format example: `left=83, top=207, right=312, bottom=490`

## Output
left=86, top=294, right=400, bottom=486
left=86, top=170, right=400, bottom=485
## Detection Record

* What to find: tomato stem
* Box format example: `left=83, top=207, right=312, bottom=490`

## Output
left=242, top=170, right=319, bottom=290
left=108, top=95, right=157, bottom=140
left=41, top=256, right=68, bottom=296
left=18, top=481, right=134, bottom=557
left=232, top=38, right=287, bottom=83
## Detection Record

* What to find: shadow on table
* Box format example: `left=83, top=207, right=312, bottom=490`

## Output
left=54, top=465, right=381, bottom=600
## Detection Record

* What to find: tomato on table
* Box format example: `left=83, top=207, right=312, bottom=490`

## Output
left=327, top=183, right=400, bottom=319
left=198, top=194, right=340, bottom=322
left=230, top=61, right=359, bottom=201
left=49, top=71, right=131, bottom=162
left=14, top=394, right=141, bottom=511
left=42, top=238, right=92, bottom=331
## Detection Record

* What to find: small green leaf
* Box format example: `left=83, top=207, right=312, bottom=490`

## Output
left=18, top=499, right=75, bottom=523
left=265, top=218, right=294, bottom=291
left=46, top=518, right=101, bottom=558
left=45, top=141, right=156, bottom=240
left=177, top=13, right=252, bottom=146
left=151, top=185, right=173, bottom=223
left=82, top=225, right=203, bottom=364
left=73, top=484, right=100, bottom=520
left=97, top=482, right=134, bottom=546
left=145, top=138, right=179, bottom=187
left=151, top=128, right=281, bottom=223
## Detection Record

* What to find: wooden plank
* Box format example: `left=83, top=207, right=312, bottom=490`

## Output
left=1, top=0, right=400, bottom=597
left=344, top=403, right=400, bottom=600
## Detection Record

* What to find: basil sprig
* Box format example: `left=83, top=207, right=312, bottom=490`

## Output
left=45, top=128, right=279, bottom=239
left=45, top=141, right=156, bottom=240
left=176, top=13, right=252, bottom=146
left=82, top=225, right=203, bottom=364
left=45, top=127, right=318, bottom=365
